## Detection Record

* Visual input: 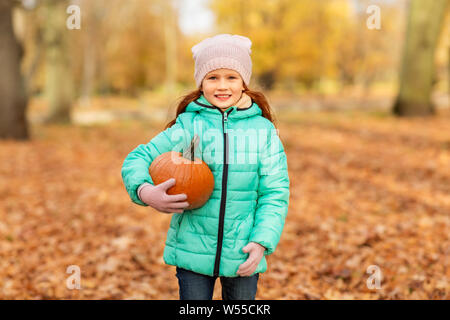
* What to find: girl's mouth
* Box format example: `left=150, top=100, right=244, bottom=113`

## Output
left=215, top=94, right=231, bottom=101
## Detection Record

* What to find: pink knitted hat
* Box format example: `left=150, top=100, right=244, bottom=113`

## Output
left=191, top=34, right=252, bottom=88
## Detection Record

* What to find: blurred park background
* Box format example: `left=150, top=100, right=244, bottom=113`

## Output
left=0, top=0, right=449, bottom=299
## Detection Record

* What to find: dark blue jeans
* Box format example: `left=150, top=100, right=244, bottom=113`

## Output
left=175, top=267, right=259, bottom=300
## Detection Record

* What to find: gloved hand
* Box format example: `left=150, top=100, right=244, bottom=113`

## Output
left=138, top=178, right=189, bottom=214
left=236, top=242, right=266, bottom=276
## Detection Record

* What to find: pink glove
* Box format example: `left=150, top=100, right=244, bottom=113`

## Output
left=138, top=178, right=189, bottom=214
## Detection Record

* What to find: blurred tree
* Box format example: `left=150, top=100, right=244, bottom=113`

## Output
left=42, top=0, right=74, bottom=123
left=0, top=0, right=29, bottom=140
left=164, top=0, right=177, bottom=97
left=22, top=8, right=43, bottom=95
left=337, top=0, right=403, bottom=94
left=98, top=0, right=167, bottom=94
left=79, top=0, right=102, bottom=107
left=210, top=0, right=288, bottom=90
left=210, top=0, right=406, bottom=94
left=209, top=0, right=357, bottom=91
left=393, top=0, right=449, bottom=116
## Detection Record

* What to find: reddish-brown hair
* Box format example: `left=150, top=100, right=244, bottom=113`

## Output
left=164, top=83, right=276, bottom=130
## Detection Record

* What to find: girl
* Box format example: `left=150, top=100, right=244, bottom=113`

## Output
left=121, top=34, right=290, bottom=300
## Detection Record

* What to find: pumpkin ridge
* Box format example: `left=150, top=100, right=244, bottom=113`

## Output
left=152, top=154, right=166, bottom=185
left=173, top=154, right=183, bottom=195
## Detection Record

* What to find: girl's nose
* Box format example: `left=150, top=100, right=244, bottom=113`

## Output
left=218, top=78, right=228, bottom=89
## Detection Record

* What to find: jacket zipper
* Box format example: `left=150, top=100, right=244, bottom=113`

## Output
left=213, top=108, right=232, bottom=277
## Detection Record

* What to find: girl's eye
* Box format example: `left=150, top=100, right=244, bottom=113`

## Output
left=208, top=76, right=236, bottom=80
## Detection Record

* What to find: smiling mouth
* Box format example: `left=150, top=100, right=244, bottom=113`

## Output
left=215, top=94, right=231, bottom=100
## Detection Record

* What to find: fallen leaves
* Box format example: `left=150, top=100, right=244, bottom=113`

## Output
left=0, top=108, right=449, bottom=299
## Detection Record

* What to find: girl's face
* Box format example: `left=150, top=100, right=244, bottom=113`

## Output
left=201, top=68, right=245, bottom=111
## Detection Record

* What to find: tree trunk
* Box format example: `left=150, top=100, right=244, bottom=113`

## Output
left=392, top=0, right=449, bottom=116
left=0, top=0, right=29, bottom=140
left=80, top=0, right=102, bottom=108
left=43, top=0, right=74, bottom=124
left=80, top=23, right=96, bottom=108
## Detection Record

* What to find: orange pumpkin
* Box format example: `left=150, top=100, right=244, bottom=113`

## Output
left=149, top=134, right=214, bottom=210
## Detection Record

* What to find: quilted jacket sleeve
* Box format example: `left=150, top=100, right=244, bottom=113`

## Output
left=121, top=114, right=190, bottom=206
left=249, top=122, right=290, bottom=255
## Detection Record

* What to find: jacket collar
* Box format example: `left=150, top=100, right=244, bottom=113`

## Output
left=185, top=94, right=262, bottom=120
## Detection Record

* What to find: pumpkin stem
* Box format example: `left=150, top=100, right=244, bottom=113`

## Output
left=182, top=134, right=199, bottom=161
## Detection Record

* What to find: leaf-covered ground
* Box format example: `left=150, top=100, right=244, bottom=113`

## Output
left=0, top=108, right=449, bottom=299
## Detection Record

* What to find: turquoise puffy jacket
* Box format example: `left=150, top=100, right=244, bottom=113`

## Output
left=121, top=94, right=290, bottom=277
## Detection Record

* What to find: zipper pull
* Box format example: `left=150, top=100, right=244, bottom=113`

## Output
left=224, top=112, right=228, bottom=122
